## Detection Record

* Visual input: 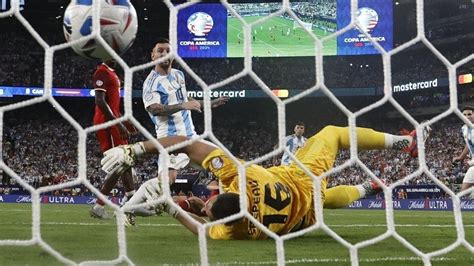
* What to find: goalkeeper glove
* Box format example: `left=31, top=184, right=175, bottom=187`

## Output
left=143, top=179, right=179, bottom=218
left=159, top=202, right=180, bottom=218
left=101, top=143, right=145, bottom=175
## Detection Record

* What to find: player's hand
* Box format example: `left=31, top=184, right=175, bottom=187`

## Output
left=101, top=145, right=136, bottom=175
left=158, top=202, right=180, bottom=218
left=182, top=100, right=202, bottom=113
left=117, top=123, right=130, bottom=140
left=211, top=96, right=230, bottom=108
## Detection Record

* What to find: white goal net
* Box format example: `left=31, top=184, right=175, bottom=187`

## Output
left=292, top=19, right=313, bottom=31
left=0, top=0, right=473, bottom=265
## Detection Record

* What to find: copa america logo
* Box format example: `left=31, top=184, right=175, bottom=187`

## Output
left=356, top=7, right=379, bottom=34
left=187, top=12, right=214, bottom=37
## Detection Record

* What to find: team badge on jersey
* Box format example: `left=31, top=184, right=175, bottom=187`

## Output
left=96, top=80, right=104, bottom=87
left=211, top=157, right=223, bottom=169
left=170, top=79, right=181, bottom=90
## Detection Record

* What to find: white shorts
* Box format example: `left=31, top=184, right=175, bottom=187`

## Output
left=463, top=166, right=474, bottom=184
left=157, top=153, right=190, bottom=174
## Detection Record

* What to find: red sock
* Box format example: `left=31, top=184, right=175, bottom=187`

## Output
left=210, top=189, right=219, bottom=197
left=177, top=199, right=191, bottom=211
left=96, top=199, right=105, bottom=206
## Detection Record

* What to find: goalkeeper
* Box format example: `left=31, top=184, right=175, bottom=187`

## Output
left=102, top=125, right=424, bottom=240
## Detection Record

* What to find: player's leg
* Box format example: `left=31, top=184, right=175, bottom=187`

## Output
left=122, top=153, right=191, bottom=225
left=293, top=126, right=400, bottom=175
left=323, top=180, right=382, bottom=209
left=90, top=128, right=116, bottom=219
left=293, top=126, right=414, bottom=210
left=461, top=167, right=474, bottom=199
left=110, top=125, right=136, bottom=200
left=295, top=126, right=416, bottom=174
left=120, top=177, right=163, bottom=226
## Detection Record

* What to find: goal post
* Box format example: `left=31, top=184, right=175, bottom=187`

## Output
left=293, top=19, right=313, bottom=31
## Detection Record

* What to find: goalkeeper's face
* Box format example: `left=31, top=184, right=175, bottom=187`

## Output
left=201, top=195, right=218, bottom=220
left=151, top=43, right=173, bottom=70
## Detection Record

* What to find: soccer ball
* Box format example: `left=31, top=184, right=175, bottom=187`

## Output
left=63, top=0, right=138, bottom=60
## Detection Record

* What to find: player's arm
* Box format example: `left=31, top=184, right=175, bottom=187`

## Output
left=95, top=90, right=117, bottom=121
left=146, top=101, right=201, bottom=116
left=141, top=137, right=216, bottom=165
left=189, top=96, right=230, bottom=109
left=174, top=211, right=209, bottom=236
left=101, top=136, right=218, bottom=175
left=453, top=144, right=469, bottom=162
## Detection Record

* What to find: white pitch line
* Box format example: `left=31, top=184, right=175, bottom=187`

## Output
left=0, top=222, right=472, bottom=228
left=212, top=256, right=458, bottom=265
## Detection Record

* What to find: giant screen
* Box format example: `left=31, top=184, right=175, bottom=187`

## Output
left=178, top=0, right=393, bottom=58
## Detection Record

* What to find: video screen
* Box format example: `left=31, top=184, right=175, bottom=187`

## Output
left=177, top=0, right=393, bottom=58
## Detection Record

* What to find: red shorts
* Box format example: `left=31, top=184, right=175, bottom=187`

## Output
left=96, top=125, right=128, bottom=153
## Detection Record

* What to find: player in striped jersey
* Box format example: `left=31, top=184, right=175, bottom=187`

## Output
left=453, top=106, right=474, bottom=198
left=277, top=122, right=307, bottom=166
left=122, top=39, right=227, bottom=224
left=101, top=125, right=425, bottom=239
left=142, top=38, right=228, bottom=138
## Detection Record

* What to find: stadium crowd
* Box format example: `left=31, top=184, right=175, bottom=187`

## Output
left=0, top=106, right=468, bottom=198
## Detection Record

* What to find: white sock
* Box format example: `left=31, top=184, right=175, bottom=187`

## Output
left=125, top=184, right=148, bottom=208
left=93, top=204, right=104, bottom=210
left=125, top=190, right=135, bottom=197
left=356, top=185, right=366, bottom=198
left=384, top=134, right=412, bottom=150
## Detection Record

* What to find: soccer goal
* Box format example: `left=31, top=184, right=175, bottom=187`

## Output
left=0, top=0, right=473, bottom=265
left=292, top=19, right=313, bottom=31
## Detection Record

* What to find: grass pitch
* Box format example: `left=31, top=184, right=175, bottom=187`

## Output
left=0, top=203, right=473, bottom=265
left=227, top=16, right=337, bottom=57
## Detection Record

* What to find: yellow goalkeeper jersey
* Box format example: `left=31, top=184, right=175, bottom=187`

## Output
left=202, top=149, right=314, bottom=240
left=200, top=126, right=387, bottom=240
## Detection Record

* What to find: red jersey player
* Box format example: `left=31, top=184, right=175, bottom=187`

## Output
left=90, top=60, right=136, bottom=219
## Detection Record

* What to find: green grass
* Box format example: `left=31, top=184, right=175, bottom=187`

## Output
left=0, top=204, right=473, bottom=265
left=227, top=16, right=337, bottom=57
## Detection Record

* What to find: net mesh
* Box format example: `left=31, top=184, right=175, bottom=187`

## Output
left=0, top=0, right=473, bottom=265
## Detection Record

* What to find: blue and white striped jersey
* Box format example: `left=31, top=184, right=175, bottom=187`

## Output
left=280, top=134, right=307, bottom=166
left=462, top=124, right=474, bottom=156
left=142, top=69, right=196, bottom=138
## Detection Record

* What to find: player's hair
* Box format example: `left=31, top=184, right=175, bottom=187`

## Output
left=210, top=193, right=240, bottom=225
left=295, top=122, right=305, bottom=127
left=462, top=105, right=474, bottom=112
left=155, top=37, right=170, bottom=44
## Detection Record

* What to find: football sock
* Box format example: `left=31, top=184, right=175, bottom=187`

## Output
left=384, top=134, right=413, bottom=150
left=324, top=185, right=362, bottom=209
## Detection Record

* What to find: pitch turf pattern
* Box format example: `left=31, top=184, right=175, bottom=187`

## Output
left=227, top=16, right=337, bottom=57
left=1, top=204, right=472, bottom=265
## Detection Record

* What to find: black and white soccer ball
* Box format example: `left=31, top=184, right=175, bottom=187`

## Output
left=63, top=0, right=138, bottom=60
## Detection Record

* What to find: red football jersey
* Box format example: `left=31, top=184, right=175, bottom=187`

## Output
left=93, top=63, right=121, bottom=124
